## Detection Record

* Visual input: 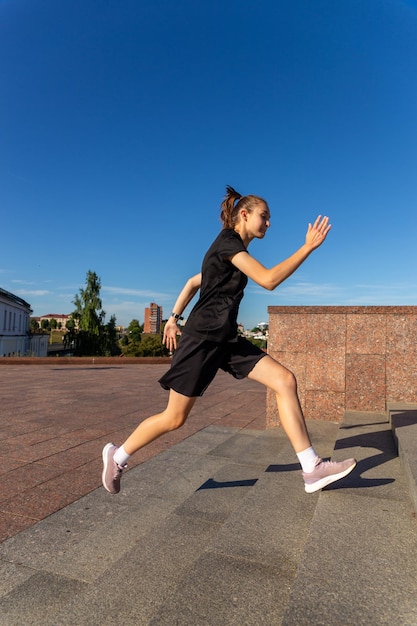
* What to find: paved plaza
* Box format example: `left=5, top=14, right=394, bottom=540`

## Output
left=0, top=362, right=266, bottom=542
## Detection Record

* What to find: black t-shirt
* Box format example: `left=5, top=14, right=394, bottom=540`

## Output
left=183, top=229, right=248, bottom=342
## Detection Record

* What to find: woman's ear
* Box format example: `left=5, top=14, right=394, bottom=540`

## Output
left=240, top=208, right=249, bottom=222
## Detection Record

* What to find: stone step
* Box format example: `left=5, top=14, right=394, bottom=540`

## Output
left=0, top=420, right=338, bottom=625
left=282, top=411, right=417, bottom=626
left=4, top=412, right=414, bottom=626
left=388, top=402, right=417, bottom=515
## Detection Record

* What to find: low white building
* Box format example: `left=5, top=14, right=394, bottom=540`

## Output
left=0, top=287, right=48, bottom=357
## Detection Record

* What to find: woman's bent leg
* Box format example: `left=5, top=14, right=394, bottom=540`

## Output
left=247, top=355, right=356, bottom=492
left=247, top=355, right=311, bottom=453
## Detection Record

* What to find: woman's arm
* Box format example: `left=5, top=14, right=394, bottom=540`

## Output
left=163, top=273, right=202, bottom=351
left=231, top=215, right=331, bottom=291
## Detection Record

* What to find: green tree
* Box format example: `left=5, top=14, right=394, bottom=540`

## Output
left=70, top=270, right=115, bottom=356
left=138, top=335, right=166, bottom=356
left=30, top=318, right=39, bottom=332
left=63, top=317, right=76, bottom=349
left=120, top=331, right=169, bottom=357
left=119, top=319, right=143, bottom=355
left=66, top=318, right=76, bottom=331
left=73, top=271, right=104, bottom=331
left=103, top=314, right=121, bottom=356
left=128, top=319, right=142, bottom=342
left=49, top=318, right=57, bottom=329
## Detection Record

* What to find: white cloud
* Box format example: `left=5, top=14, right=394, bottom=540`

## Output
left=247, top=280, right=417, bottom=306
left=277, top=282, right=342, bottom=297
left=249, top=281, right=342, bottom=299
left=101, top=299, right=169, bottom=327
left=13, top=289, right=51, bottom=297
left=102, top=285, right=171, bottom=300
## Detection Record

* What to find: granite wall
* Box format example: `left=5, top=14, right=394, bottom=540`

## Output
left=267, top=306, right=417, bottom=426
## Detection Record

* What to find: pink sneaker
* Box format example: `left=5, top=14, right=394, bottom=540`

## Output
left=302, top=457, right=356, bottom=493
left=102, top=443, right=126, bottom=494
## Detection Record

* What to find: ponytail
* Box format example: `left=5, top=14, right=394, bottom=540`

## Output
left=220, top=186, right=243, bottom=229
left=220, top=185, right=267, bottom=229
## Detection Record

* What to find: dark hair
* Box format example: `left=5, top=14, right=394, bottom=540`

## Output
left=220, top=185, right=267, bottom=229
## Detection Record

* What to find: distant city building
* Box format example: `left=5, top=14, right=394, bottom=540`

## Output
left=34, top=313, right=71, bottom=329
left=144, top=302, right=163, bottom=334
left=0, top=287, right=48, bottom=357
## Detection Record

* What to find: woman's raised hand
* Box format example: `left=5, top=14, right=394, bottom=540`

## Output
left=305, top=215, right=331, bottom=250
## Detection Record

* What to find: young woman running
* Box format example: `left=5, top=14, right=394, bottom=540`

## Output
left=102, top=186, right=356, bottom=495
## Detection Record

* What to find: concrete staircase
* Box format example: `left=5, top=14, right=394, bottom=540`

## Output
left=0, top=410, right=416, bottom=625
left=283, top=407, right=417, bottom=625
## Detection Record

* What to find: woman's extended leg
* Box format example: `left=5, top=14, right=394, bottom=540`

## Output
left=247, top=355, right=356, bottom=492
left=102, top=389, right=197, bottom=494
left=122, top=389, right=197, bottom=455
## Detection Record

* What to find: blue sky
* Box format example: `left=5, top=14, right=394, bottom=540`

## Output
left=1, top=0, right=416, bottom=330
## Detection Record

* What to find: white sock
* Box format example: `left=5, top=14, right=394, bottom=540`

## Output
left=113, top=445, right=130, bottom=467
left=296, top=446, right=318, bottom=473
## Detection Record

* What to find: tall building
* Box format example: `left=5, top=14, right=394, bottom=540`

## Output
left=144, top=302, right=163, bottom=334
left=0, top=287, right=48, bottom=357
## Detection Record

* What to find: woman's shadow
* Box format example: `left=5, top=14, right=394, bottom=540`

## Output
left=266, top=420, right=397, bottom=490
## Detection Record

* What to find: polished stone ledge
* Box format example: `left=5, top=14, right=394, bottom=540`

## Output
left=267, top=305, right=417, bottom=426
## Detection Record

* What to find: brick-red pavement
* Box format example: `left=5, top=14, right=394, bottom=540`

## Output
left=0, top=363, right=266, bottom=542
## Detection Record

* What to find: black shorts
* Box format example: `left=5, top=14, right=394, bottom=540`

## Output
left=158, top=332, right=267, bottom=397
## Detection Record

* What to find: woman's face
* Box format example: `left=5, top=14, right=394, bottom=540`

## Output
left=247, top=202, right=270, bottom=238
